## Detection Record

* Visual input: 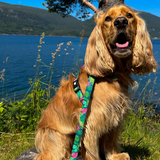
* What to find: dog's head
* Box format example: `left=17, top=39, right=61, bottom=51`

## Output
left=85, top=5, right=157, bottom=77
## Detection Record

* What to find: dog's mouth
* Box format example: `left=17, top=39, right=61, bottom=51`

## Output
left=110, top=32, right=132, bottom=58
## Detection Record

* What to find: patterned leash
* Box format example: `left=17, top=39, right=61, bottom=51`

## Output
left=70, top=72, right=95, bottom=160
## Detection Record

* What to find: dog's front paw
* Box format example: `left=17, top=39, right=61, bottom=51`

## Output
left=112, top=153, right=130, bottom=160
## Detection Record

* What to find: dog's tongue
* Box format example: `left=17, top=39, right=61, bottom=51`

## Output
left=116, top=41, right=129, bottom=49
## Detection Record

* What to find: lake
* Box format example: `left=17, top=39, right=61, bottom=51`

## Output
left=0, top=35, right=160, bottom=112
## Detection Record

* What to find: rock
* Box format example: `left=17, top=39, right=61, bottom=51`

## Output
left=15, top=147, right=38, bottom=160
left=15, top=147, right=83, bottom=160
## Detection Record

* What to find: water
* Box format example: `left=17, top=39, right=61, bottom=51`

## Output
left=0, top=35, right=88, bottom=99
left=0, top=35, right=160, bottom=112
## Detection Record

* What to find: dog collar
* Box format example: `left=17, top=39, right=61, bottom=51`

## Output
left=106, top=73, right=119, bottom=81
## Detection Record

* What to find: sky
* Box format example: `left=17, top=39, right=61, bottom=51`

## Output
left=0, top=0, right=160, bottom=18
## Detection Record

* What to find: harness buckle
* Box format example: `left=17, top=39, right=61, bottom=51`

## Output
left=73, top=78, right=80, bottom=93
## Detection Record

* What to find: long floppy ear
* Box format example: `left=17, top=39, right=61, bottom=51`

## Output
left=129, top=16, right=157, bottom=75
left=85, top=25, right=115, bottom=77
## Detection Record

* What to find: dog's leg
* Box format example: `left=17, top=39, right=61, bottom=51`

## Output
left=81, top=126, right=101, bottom=160
left=100, top=127, right=130, bottom=160
left=34, top=128, right=73, bottom=160
left=81, top=139, right=100, bottom=160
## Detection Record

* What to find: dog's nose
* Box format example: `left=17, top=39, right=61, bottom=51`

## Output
left=114, top=17, right=128, bottom=29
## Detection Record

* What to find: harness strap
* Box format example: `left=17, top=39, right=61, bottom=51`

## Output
left=71, top=73, right=95, bottom=160
left=73, top=78, right=84, bottom=103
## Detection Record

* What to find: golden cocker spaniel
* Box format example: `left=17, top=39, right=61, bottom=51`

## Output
left=34, top=5, right=157, bottom=160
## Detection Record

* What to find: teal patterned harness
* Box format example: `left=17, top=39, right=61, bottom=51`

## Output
left=70, top=71, right=95, bottom=160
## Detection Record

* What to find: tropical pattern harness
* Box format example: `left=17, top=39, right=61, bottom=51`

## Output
left=70, top=67, right=95, bottom=160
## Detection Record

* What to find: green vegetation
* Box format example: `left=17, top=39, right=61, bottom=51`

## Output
left=0, top=2, right=160, bottom=38
left=121, top=110, right=160, bottom=159
left=0, top=33, right=160, bottom=160
left=121, top=85, right=160, bottom=159
left=0, top=32, right=78, bottom=133
left=0, top=132, right=35, bottom=160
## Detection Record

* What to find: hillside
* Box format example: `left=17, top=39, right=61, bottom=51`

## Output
left=0, top=2, right=160, bottom=38
left=139, top=12, right=160, bottom=39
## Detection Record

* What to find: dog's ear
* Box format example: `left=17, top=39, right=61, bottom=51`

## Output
left=129, top=16, right=157, bottom=75
left=85, top=25, right=115, bottom=77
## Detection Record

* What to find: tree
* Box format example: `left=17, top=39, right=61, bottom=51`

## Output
left=43, top=0, right=124, bottom=19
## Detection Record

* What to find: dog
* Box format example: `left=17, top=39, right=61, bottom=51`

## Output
left=34, top=5, right=157, bottom=160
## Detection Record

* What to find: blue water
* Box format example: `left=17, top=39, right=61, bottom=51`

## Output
left=0, top=35, right=160, bottom=112
left=0, top=35, right=88, bottom=99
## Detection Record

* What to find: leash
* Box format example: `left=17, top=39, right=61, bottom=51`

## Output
left=70, top=71, right=95, bottom=160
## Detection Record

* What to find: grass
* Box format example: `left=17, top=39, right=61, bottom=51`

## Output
left=0, top=33, right=160, bottom=160
left=1, top=110, right=159, bottom=160
left=0, top=132, right=35, bottom=160
left=121, top=111, right=160, bottom=159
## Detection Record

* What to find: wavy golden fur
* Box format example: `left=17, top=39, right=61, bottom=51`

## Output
left=34, top=5, right=157, bottom=160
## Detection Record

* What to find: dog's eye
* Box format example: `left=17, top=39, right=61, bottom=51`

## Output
left=126, top=13, right=133, bottom=18
left=105, top=16, right=112, bottom=22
